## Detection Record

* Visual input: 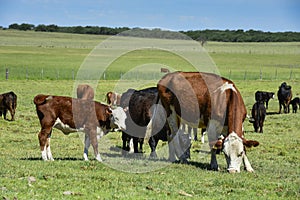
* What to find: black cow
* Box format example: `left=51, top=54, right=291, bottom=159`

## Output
left=255, top=91, right=274, bottom=109
left=290, top=97, right=300, bottom=113
left=250, top=101, right=266, bottom=133
left=120, top=87, right=187, bottom=159
left=277, top=82, right=292, bottom=114
left=0, top=91, right=17, bottom=121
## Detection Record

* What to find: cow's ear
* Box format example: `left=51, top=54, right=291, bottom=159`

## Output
left=243, top=139, right=259, bottom=148
left=213, top=140, right=223, bottom=150
left=106, top=107, right=112, bottom=115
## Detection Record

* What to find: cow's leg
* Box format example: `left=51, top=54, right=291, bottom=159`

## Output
left=3, top=109, right=7, bottom=120
left=201, top=128, right=206, bottom=144
left=207, top=120, right=221, bottom=171
left=149, top=136, right=158, bottom=158
left=83, top=133, right=90, bottom=161
left=279, top=103, right=282, bottom=114
left=133, top=137, right=139, bottom=153
left=167, top=106, right=179, bottom=162
left=86, top=128, right=102, bottom=162
left=266, top=100, right=269, bottom=109
left=243, top=153, right=254, bottom=172
left=38, top=128, right=53, bottom=161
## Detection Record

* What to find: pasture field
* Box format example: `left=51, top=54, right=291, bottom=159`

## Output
left=0, top=30, right=300, bottom=80
left=0, top=79, right=299, bottom=199
left=0, top=30, right=300, bottom=199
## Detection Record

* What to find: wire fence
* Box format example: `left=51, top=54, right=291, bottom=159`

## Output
left=1, top=65, right=300, bottom=81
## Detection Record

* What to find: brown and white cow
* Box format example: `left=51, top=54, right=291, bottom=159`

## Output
left=157, top=71, right=259, bottom=173
left=34, top=94, right=127, bottom=162
left=0, top=91, right=17, bottom=121
left=77, top=84, right=95, bottom=100
left=106, top=91, right=122, bottom=106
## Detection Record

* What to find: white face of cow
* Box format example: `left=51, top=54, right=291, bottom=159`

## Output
left=110, top=107, right=127, bottom=130
left=222, top=132, right=244, bottom=173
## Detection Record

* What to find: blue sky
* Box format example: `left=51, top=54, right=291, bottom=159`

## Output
left=0, top=0, right=299, bottom=32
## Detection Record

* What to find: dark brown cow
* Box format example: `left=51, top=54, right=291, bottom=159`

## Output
left=34, top=94, right=126, bottom=161
left=277, top=82, right=292, bottom=113
left=0, top=91, right=17, bottom=121
left=106, top=92, right=122, bottom=106
left=157, top=71, right=259, bottom=173
left=77, top=84, right=94, bottom=100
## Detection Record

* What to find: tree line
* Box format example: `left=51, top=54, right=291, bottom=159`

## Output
left=4, top=23, right=300, bottom=42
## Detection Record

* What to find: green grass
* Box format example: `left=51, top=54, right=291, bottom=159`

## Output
left=0, top=79, right=299, bottom=199
left=0, top=30, right=299, bottom=80
left=0, top=30, right=299, bottom=199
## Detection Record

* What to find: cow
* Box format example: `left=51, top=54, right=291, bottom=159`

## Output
left=120, top=87, right=158, bottom=155
left=0, top=91, right=17, bottom=121
left=277, top=82, right=292, bottom=114
left=290, top=97, right=300, bottom=113
left=250, top=101, right=266, bottom=133
left=33, top=94, right=127, bottom=162
left=76, top=84, right=94, bottom=100
left=255, top=91, right=275, bottom=109
left=157, top=71, right=259, bottom=173
left=106, top=91, right=122, bottom=106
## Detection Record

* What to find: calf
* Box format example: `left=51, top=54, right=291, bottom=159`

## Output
left=0, top=91, right=17, bottom=121
left=106, top=91, right=122, bottom=106
left=255, top=91, right=274, bottom=109
left=277, top=82, right=292, bottom=113
left=34, top=94, right=127, bottom=161
left=250, top=101, right=266, bottom=133
left=77, top=84, right=94, bottom=100
left=290, top=97, right=300, bottom=113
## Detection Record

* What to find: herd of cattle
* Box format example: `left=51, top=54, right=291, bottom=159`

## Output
left=249, top=82, right=299, bottom=133
left=1, top=72, right=299, bottom=173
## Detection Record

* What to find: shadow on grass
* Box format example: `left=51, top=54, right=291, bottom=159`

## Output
left=20, top=157, right=83, bottom=161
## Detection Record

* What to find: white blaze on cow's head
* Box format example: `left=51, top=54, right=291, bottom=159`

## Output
left=222, top=132, right=244, bottom=173
left=110, top=106, right=127, bottom=130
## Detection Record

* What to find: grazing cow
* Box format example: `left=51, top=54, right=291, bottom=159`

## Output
left=290, top=97, right=300, bottom=113
left=250, top=101, right=266, bottom=133
left=0, top=91, right=17, bottom=121
left=255, top=91, right=275, bottom=109
left=34, top=94, right=127, bottom=161
left=76, top=84, right=94, bottom=100
left=106, top=92, right=122, bottom=106
left=277, top=82, right=292, bottom=114
left=157, top=71, right=259, bottom=173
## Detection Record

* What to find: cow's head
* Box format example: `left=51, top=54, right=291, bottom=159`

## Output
left=109, top=106, right=127, bottom=130
left=215, top=132, right=259, bottom=173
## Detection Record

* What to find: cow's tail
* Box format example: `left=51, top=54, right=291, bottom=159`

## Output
left=33, top=94, right=52, bottom=105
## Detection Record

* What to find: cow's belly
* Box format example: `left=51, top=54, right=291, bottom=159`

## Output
left=53, top=118, right=106, bottom=138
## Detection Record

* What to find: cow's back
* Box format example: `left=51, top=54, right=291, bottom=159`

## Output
left=158, top=71, right=246, bottom=136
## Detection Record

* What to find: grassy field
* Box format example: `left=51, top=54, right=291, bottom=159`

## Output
left=0, top=30, right=299, bottom=80
left=0, top=30, right=300, bottom=199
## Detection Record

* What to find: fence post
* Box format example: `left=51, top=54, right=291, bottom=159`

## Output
left=244, top=70, right=247, bottom=80
left=275, top=68, right=277, bottom=80
left=72, top=69, right=74, bottom=80
left=41, top=69, right=43, bottom=79
left=260, top=69, right=262, bottom=80
left=26, top=68, right=28, bottom=80
left=290, top=69, right=293, bottom=80
left=6, top=68, right=9, bottom=80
